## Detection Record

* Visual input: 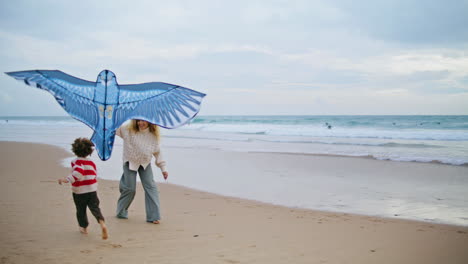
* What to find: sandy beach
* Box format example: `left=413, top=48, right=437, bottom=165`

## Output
left=1, top=141, right=467, bottom=264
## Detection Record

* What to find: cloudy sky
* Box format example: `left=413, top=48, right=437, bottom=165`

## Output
left=1, top=0, right=467, bottom=116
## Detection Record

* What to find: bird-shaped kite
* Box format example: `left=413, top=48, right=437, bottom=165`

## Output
left=5, top=69, right=206, bottom=160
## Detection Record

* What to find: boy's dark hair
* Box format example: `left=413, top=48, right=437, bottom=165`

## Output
left=72, top=138, right=94, bottom=158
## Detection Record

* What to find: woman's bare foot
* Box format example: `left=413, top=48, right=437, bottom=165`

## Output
left=79, top=227, right=88, bottom=234
left=99, top=220, right=108, bottom=240
left=152, top=220, right=160, bottom=224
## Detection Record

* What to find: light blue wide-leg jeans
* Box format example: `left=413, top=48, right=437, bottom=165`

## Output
left=116, top=162, right=161, bottom=222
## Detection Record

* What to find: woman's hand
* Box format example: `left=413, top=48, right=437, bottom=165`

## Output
left=162, top=171, right=169, bottom=180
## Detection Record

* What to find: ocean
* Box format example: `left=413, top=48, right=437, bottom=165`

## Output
left=176, top=115, right=468, bottom=166
left=2, top=115, right=466, bottom=165
left=1, top=115, right=467, bottom=226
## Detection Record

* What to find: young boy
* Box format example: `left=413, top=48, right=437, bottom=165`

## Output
left=58, top=137, right=108, bottom=240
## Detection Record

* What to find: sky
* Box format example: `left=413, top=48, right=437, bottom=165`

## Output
left=0, top=0, right=467, bottom=116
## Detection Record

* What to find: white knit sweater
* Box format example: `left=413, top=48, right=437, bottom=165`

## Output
left=116, top=126, right=167, bottom=172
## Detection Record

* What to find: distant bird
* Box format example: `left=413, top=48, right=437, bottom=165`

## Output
left=6, top=69, right=206, bottom=160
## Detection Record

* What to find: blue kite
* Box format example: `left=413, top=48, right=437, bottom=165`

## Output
left=5, top=69, right=206, bottom=160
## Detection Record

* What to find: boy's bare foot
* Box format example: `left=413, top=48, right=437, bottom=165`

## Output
left=101, top=226, right=108, bottom=240
left=99, top=220, right=108, bottom=240
left=79, top=227, right=88, bottom=234
left=152, top=220, right=160, bottom=224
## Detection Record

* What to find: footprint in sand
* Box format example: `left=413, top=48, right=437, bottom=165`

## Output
left=98, top=244, right=123, bottom=249
left=224, top=259, right=240, bottom=264
left=80, top=250, right=92, bottom=254
left=97, top=243, right=123, bottom=252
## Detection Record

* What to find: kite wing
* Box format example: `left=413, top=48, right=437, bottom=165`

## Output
left=114, top=82, right=206, bottom=130
left=5, top=70, right=99, bottom=130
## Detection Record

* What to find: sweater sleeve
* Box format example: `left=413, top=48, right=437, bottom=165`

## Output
left=153, top=149, right=167, bottom=173
left=66, top=172, right=76, bottom=183
left=116, top=126, right=123, bottom=138
left=66, top=161, right=79, bottom=183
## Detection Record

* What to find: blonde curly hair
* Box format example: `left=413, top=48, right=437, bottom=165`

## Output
left=128, top=119, right=161, bottom=142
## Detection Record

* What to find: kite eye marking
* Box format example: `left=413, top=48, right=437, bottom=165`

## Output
left=99, top=105, right=104, bottom=117
left=106, top=106, right=113, bottom=118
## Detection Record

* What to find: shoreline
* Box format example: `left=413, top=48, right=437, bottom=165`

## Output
left=245, top=150, right=468, bottom=167
left=1, top=141, right=468, bottom=263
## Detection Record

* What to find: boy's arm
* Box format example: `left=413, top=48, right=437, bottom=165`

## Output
left=58, top=160, right=76, bottom=185
left=64, top=161, right=80, bottom=184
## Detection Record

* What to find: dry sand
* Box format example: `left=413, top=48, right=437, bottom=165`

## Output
left=1, top=141, right=467, bottom=264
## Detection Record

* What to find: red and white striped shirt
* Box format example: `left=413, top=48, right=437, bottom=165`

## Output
left=66, top=157, right=98, bottom=194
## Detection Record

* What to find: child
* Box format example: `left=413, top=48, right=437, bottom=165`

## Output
left=58, top=137, right=108, bottom=240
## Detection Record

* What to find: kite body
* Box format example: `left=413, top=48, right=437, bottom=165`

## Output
left=6, top=70, right=206, bottom=160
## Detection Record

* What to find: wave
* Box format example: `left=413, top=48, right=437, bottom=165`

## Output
left=257, top=151, right=468, bottom=166
left=165, top=134, right=468, bottom=165
left=181, top=123, right=468, bottom=141
left=380, top=142, right=444, bottom=148
left=189, top=115, right=468, bottom=130
left=0, top=116, right=80, bottom=127
left=166, top=134, right=446, bottom=149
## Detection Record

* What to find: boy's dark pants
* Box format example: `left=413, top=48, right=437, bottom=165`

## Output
left=72, top=191, right=105, bottom=228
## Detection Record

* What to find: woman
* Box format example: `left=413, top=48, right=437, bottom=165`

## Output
left=115, top=119, right=168, bottom=224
